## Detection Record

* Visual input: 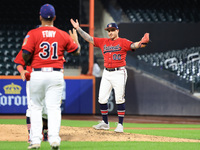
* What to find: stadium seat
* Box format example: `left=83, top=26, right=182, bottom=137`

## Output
left=0, top=0, right=84, bottom=75
left=137, top=46, right=200, bottom=85
left=13, top=71, right=20, bottom=75
left=0, top=69, right=6, bottom=75
left=103, top=0, right=200, bottom=23
left=11, top=50, right=18, bottom=57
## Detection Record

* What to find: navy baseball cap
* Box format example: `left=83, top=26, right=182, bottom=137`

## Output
left=40, top=4, right=55, bottom=19
left=104, top=23, right=119, bottom=30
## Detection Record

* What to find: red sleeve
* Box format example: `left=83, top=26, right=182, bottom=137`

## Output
left=14, top=50, right=25, bottom=66
left=93, top=37, right=106, bottom=48
left=21, top=30, right=35, bottom=53
left=123, top=38, right=133, bottom=51
left=64, top=32, right=78, bottom=53
left=14, top=50, right=32, bottom=81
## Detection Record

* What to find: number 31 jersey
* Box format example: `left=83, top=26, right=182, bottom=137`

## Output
left=22, top=26, right=78, bottom=69
left=93, top=37, right=133, bottom=68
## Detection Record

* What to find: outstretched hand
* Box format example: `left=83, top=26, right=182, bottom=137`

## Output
left=70, top=19, right=79, bottom=30
left=139, top=33, right=150, bottom=48
left=69, top=28, right=78, bottom=42
left=69, top=28, right=81, bottom=55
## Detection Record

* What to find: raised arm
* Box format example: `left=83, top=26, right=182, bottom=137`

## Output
left=130, top=42, right=142, bottom=49
left=70, top=19, right=94, bottom=45
left=130, top=33, right=150, bottom=49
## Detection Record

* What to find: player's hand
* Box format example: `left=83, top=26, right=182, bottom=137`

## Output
left=69, top=28, right=81, bottom=56
left=70, top=19, right=79, bottom=30
left=20, top=70, right=29, bottom=81
left=139, top=33, right=150, bottom=48
left=69, top=28, right=78, bottom=42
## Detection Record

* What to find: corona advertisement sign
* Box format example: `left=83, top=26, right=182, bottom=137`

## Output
left=0, top=76, right=95, bottom=115
left=0, top=78, right=27, bottom=114
left=4, top=83, right=22, bottom=94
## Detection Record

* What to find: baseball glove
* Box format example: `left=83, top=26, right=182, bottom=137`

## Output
left=139, top=33, right=150, bottom=48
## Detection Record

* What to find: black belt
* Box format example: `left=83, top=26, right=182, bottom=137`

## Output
left=105, top=67, right=120, bottom=71
left=33, top=68, right=62, bottom=71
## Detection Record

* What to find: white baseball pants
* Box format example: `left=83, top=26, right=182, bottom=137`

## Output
left=29, top=70, right=64, bottom=145
left=26, top=81, right=48, bottom=119
left=98, top=68, right=127, bottom=104
left=26, top=81, right=31, bottom=117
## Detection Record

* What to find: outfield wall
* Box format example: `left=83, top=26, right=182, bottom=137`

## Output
left=0, top=76, right=95, bottom=115
left=2, top=72, right=200, bottom=116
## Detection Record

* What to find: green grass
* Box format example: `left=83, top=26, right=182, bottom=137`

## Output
left=124, top=129, right=200, bottom=140
left=61, top=119, right=200, bottom=128
left=0, top=119, right=200, bottom=150
left=0, top=119, right=26, bottom=125
left=1, top=119, right=200, bottom=128
left=0, top=141, right=199, bottom=150
left=123, top=122, right=200, bottom=128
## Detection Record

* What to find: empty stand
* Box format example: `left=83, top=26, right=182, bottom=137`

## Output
left=0, top=0, right=90, bottom=75
left=137, top=47, right=200, bottom=92
left=102, top=0, right=200, bottom=23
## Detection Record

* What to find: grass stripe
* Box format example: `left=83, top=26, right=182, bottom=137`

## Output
left=0, top=141, right=199, bottom=150
left=124, top=129, right=200, bottom=140
left=0, top=119, right=200, bottom=128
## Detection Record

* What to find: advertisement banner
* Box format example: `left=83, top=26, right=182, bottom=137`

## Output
left=0, top=79, right=27, bottom=114
left=0, top=77, right=94, bottom=114
left=62, top=79, right=93, bottom=114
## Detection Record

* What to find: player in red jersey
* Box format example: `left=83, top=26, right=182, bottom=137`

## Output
left=71, top=19, right=149, bottom=133
left=21, top=4, right=80, bottom=150
left=14, top=48, right=66, bottom=143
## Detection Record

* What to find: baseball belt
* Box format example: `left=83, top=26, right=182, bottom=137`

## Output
left=33, top=68, right=62, bottom=72
left=105, top=66, right=125, bottom=71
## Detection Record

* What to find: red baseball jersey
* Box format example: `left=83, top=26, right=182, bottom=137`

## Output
left=21, top=26, right=78, bottom=68
left=93, top=37, right=133, bottom=68
left=14, top=50, right=31, bottom=81
left=14, top=49, right=67, bottom=81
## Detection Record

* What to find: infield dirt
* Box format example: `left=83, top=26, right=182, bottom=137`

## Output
left=0, top=124, right=200, bottom=142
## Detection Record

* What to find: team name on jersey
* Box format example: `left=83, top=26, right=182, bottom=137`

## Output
left=103, top=44, right=121, bottom=54
left=42, top=30, right=56, bottom=38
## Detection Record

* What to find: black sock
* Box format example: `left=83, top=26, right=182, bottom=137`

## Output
left=42, top=118, right=48, bottom=131
left=117, top=103, right=125, bottom=125
left=100, top=104, right=108, bottom=124
left=26, top=117, right=31, bottom=134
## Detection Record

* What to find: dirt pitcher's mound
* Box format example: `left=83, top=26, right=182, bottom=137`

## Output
left=0, top=125, right=200, bottom=142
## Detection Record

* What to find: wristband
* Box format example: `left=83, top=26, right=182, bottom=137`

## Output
left=139, top=41, right=147, bottom=48
left=17, top=65, right=24, bottom=73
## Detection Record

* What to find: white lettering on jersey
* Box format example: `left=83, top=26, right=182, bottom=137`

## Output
left=42, top=31, right=56, bottom=38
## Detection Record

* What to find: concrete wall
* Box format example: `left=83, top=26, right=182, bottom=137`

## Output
left=95, top=67, right=200, bottom=116
left=125, top=67, right=200, bottom=116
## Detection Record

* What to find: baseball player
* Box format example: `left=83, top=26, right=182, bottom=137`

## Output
left=70, top=19, right=149, bottom=133
left=21, top=4, right=80, bottom=150
left=14, top=50, right=49, bottom=143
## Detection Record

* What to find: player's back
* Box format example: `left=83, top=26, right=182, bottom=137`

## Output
left=22, top=26, right=77, bottom=69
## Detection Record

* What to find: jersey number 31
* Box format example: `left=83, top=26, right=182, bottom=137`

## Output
left=39, top=42, right=58, bottom=60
